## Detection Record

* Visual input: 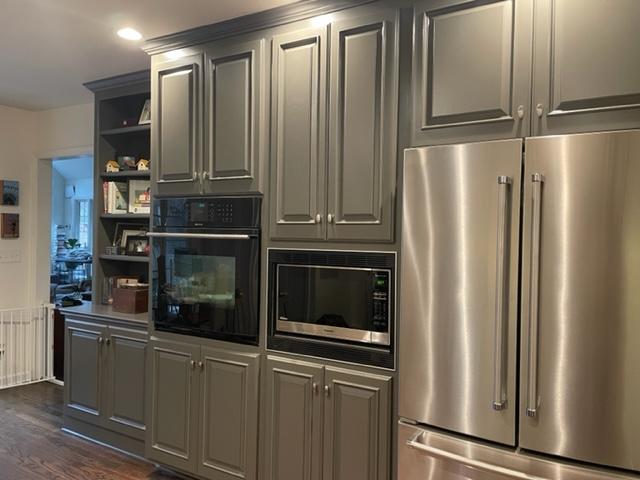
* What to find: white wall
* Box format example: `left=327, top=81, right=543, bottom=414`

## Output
left=37, top=103, right=93, bottom=159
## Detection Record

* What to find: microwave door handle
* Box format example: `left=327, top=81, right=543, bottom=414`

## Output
left=146, top=232, right=253, bottom=240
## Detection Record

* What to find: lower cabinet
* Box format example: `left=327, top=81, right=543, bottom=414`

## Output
left=64, top=318, right=148, bottom=446
left=147, top=339, right=260, bottom=480
left=265, top=357, right=392, bottom=480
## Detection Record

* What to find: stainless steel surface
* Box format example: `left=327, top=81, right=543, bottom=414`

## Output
left=526, top=173, right=544, bottom=418
left=493, top=175, right=512, bottom=411
left=276, top=319, right=391, bottom=346
left=400, top=139, right=522, bottom=446
left=520, top=130, right=640, bottom=471
left=146, top=232, right=252, bottom=240
left=398, top=421, right=639, bottom=480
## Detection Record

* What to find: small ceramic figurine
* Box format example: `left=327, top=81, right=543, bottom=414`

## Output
left=105, top=160, right=120, bottom=172
left=137, top=158, right=150, bottom=171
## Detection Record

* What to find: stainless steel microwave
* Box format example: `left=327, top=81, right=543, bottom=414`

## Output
left=268, top=249, right=395, bottom=347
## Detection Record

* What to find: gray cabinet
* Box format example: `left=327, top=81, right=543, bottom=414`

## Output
left=203, top=37, right=265, bottom=194
left=531, top=0, right=640, bottom=135
left=265, top=357, right=392, bottom=480
left=152, top=53, right=203, bottom=196
left=65, top=320, right=107, bottom=425
left=270, top=26, right=328, bottom=241
left=271, top=8, right=399, bottom=243
left=412, top=0, right=533, bottom=145
left=147, top=339, right=261, bottom=480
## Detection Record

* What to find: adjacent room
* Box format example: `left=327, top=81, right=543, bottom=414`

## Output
left=0, top=1, right=639, bottom=479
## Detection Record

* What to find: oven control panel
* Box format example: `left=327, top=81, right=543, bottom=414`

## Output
left=154, top=196, right=261, bottom=229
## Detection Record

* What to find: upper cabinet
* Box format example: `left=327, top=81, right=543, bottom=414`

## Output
left=531, top=0, right=640, bottom=135
left=412, top=0, right=533, bottom=145
left=152, top=53, right=203, bottom=196
left=271, top=5, right=400, bottom=243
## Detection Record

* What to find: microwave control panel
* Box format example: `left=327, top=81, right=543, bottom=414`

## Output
left=372, top=271, right=390, bottom=332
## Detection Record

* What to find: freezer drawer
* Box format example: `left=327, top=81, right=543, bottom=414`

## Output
left=400, top=139, right=522, bottom=445
left=520, top=130, right=640, bottom=471
left=398, top=422, right=638, bottom=480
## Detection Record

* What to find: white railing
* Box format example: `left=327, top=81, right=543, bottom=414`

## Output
left=0, top=304, right=54, bottom=390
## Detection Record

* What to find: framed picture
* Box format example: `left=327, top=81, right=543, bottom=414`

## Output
left=0, top=180, right=19, bottom=206
left=125, top=235, right=149, bottom=256
left=1, top=213, right=19, bottom=238
left=128, top=179, right=151, bottom=214
left=114, top=223, right=148, bottom=247
left=138, top=99, right=151, bottom=125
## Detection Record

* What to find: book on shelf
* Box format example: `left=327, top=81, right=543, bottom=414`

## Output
left=103, top=181, right=129, bottom=214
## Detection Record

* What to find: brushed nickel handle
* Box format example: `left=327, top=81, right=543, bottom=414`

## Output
left=526, top=173, right=544, bottom=417
left=198, top=361, right=204, bottom=371
left=105, top=338, right=111, bottom=346
left=324, top=385, right=331, bottom=397
left=190, top=360, right=196, bottom=370
left=407, top=431, right=546, bottom=480
left=202, top=171, right=209, bottom=181
left=536, top=103, right=543, bottom=118
left=97, top=337, right=104, bottom=345
left=147, top=232, right=253, bottom=240
left=327, top=214, right=334, bottom=224
left=493, top=175, right=512, bottom=411
left=516, top=105, right=525, bottom=119
left=312, top=382, right=319, bottom=395
left=315, top=214, right=322, bottom=224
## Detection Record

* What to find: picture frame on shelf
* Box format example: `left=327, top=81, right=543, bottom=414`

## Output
left=125, top=235, right=149, bottom=256
left=128, top=179, right=151, bottom=214
left=0, top=180, right=19, bottom=206
left=138, top=99, right=151, bottom=125
left=1, top=213, right=19, bottom=238
left=113, top=223, right=148, bottom=248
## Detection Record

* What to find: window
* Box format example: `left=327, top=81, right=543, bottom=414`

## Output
left=77, top=199, right=92, bottom=251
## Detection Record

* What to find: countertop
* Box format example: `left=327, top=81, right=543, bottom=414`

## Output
left=58, top=301, right=149, bottom=327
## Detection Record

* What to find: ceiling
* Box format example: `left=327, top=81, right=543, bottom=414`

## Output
left=52, top=156, right=93, bottom=181
left=0, top=0, right=299, bottom=111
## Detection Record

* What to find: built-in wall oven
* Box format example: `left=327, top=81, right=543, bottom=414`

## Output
left=268, top=249, right=395, bottom=369
left=149, top=196, right=261, bottom=345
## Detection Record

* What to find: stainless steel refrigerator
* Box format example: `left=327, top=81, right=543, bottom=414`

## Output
left=398, top=130, right=640, bottom=479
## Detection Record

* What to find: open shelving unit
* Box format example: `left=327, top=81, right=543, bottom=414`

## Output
left=85, top=71, right=151, bottom=314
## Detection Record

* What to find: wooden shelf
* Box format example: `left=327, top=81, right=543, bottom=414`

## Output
left=99, top=254, right=149, bottom=263
left=100, top=170, right=150, bottom=180
left=100, top=213, right=150, bottom=220
left=100, top=124, right=150, bottom=136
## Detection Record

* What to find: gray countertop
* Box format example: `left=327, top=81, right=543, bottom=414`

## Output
left=58, top=301, right=149, bottom=326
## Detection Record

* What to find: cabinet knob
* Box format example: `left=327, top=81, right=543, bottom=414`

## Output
left=202, top=171, right=209, bottom=181
left=516, top=105, right=525, bottom=119
left=97, top=337, right=104, bottom=345
left=312, top=382, right=319, bottom=395
left=105, top=338, right=111, bottom=346
left=315, top=214, right=323, bottom=224
left=324, top=385, right=331, bottom=397
left=198, top=361, right=204, bottom=371
left=327, top=214, right=334, bottom=224
left=536, top=103, right=544, bottom=118
left=190, top=360, right=196, bottom=370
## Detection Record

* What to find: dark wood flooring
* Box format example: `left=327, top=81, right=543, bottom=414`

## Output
left=0, top=382, right=184, bottom=480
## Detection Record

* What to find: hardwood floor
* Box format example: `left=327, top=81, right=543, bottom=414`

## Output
left=0, top=382, right=184, bottom=480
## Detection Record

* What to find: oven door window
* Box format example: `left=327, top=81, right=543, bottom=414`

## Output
left=152, top=234, right=259, bottom=344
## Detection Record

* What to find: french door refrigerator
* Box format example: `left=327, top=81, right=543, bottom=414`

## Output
left=398, top=130, right=640, bottom=479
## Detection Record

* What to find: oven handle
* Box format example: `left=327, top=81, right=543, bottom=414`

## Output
left=146, top=232, right=255, bottom=240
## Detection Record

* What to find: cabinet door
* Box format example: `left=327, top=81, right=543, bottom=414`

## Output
left=265, top=357, right=323, bottom=480
left=412, top=0, right=533, bottom=145
left=327, top=9, right=399, bottom=242
left=270, top=26, right=327, bottom=240
left=198, top=348, right=260, bottom=480
left=147, top=339, right=200, bottom=473
left=64, top=319, right=107, bottom=425
left=532, top=0, right=640, bottom=135
left=203, top=38, right=265, bottom=194
left=104, top=326, right=147, bottom=441
left=152, top=52, right=203, bottom=196
left=323, top=368, right=391, bottom=480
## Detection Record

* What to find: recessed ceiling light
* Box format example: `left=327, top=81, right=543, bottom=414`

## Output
left=117, top=27, right=142, bottom=41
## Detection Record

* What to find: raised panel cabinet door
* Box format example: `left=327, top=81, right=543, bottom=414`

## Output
left=532, top=0, right=640, bottom=135
left=104, top=326, right=147, bottom=441
left=64, top=319, right=107, bottom=425
left=412, top=0, right=533, bottom=145
left=147, top=339, right=200, bottom=473
left=265, top=357, right=323, bottom=480
left=270, top=26, right=327, bottom=240
left=197, top=348, right=260, bottom=480
left=327, top=9, right=399, bottom=242
left=323, top=367, right=391, bottom=480
left=204, top=37, right=265, bottom=194
left=152, top=52, right=202, bottom=196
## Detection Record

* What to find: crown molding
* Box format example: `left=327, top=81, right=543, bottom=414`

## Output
left=84, top=70, right=150, bottom=93
left=142, top=0, right=375, bottom=55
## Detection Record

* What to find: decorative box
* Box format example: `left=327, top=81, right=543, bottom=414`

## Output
left=112, top=286, right=148, bottom=314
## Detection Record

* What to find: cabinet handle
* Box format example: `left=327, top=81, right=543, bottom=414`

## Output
left=202, top=171, right=209, bottom=182
left=327, top=214, right=334, bottom=224
left=312, top=382, right=319, bottom=395
left=516, top=105, right=525, bottom=119
left=190, top=360, right=196, bottom=370
left=198, top=361, right=204, bottom=371
left=97, top=337, right=104, bottom=345
left=315, top=214, right=323, bottom=224
left=324, top=385, right=331, bottom=397
left=105, top=338, right=111, bottom=346
left=535, top=103, right=544, bottom=118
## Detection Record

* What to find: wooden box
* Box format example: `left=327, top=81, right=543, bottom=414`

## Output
left=112, top=286, right=148, bottom=314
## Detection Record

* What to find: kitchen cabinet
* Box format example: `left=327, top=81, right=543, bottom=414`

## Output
left=152, top=53, right=203, bottom=196
left=531, top=0, right=640, bottom=135
left=411, top=0, right=533, bottom=145
left=271, top=6, right=399, bottom=242
left=265, top=357, right=391, bottom=480
left=203, top=37, right=265, bottom=194
left=64, top=317, right=148, bottom=446
left=147, top=339, right=260, bottom=480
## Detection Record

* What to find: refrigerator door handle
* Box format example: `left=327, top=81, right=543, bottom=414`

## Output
left=526, top=173, right=545, bottom=417
left=406, top=431, right=547, bottom=480
left=493, top=176, right=512, bottom=411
